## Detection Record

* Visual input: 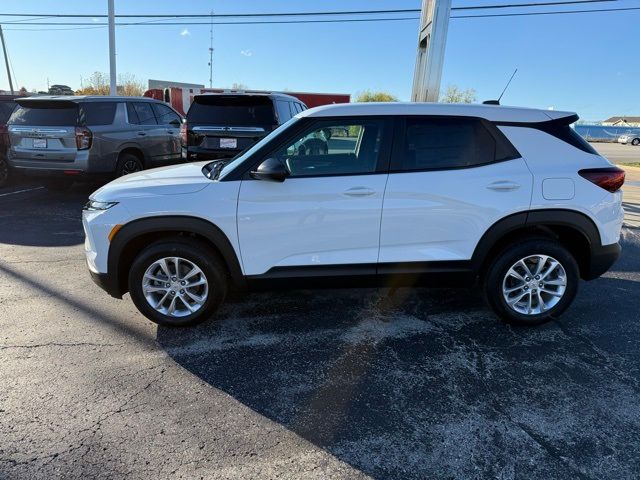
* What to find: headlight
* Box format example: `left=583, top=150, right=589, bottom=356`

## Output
left=83, top=200, right=118, bottom=211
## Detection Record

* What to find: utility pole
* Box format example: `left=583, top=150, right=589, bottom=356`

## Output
left=108, top=0, right=117, bottom=95
left=411, top=0, right=451, bottom=102
left=208, top=10, right=214, bottom=88
left=0, top=25, right=15, bottom=95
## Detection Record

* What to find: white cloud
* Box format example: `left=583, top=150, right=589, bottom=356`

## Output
left=240, top=49, right=252, bottom=57
left=180, top=28, right=191, bottom=37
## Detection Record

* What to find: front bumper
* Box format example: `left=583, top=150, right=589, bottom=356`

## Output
left=585, top=242, right=621, bottom=280
left=89, top=270, right=122, bottom=299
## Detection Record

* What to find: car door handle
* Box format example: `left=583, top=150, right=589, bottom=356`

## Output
left=167, top=130, right=175, bottom=134
left=137, top=132, right=147, bottom=136
left=486, top=181, right=520, bottom=192
left=343, top=187, right=376, bottom=197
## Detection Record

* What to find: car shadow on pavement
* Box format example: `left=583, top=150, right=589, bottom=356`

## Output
left=156, top=238, right=640, bottom=480
left=0, top=182, right=98, bottom=247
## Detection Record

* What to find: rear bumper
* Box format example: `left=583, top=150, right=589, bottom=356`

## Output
left=89, top=270, right=122, bottom=299
left=184, top=146, right=240, bottom=162
left=585, top=242, right=621, bottom=280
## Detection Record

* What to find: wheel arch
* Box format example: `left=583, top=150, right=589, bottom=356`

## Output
left=117, top=146, right=146, bottom=165
left=107, top=216, right=245, bottom=298
left=472, top=209, right=602, bottom=280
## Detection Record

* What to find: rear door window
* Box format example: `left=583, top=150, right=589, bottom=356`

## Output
left=187, top=96, right=276, bottom=125
left=395, top=117, right=497, bottom=171
left=79, top=102, right=117, bottom=126
left=151, top=103, right=181, bottom=126
left=8, top=104, right=79, bottom=126
left=131, top=102, right=157, bottom=125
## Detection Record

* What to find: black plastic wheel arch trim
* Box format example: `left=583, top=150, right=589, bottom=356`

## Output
left=106, top=215, right=245, bottom=298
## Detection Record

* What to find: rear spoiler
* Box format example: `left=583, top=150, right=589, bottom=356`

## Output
left=15, top=98, right=78, bottom=109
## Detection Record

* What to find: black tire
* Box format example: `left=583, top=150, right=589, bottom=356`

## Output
left=483, top=238, right=579, bottom=325
left=128, top=238, right=227, bottom=327
left=632, top=138, right=640, bottom=146
left=0, top=157, right=9, bottom=188
left=116, top=153, right=144, bottom=177
left=44, top=178, right=74, bottom=191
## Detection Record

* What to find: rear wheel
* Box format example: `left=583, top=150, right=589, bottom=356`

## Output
left=128, top=238, right=227, bottom=327
left=483, top=239, right=579, bottom=325
left=632, top=138, right=640, bottom=146
left=116, top=153, right=143, bottom=177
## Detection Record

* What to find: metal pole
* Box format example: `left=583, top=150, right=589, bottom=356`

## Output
left=108, top=0, right=117, bottom=95
left=411, top=0, right=451, bottom=102
left=0, top=25, right=15, bottom=95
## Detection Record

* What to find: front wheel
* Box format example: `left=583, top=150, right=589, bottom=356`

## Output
left=128, top=238, right=228, bottom=327
left=632, top=138, right=640, bottom=146
left=483, top=239, right=579, bottom=325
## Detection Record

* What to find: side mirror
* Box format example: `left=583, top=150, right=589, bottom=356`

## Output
left=250, top=158, right=289, bottom=182
left=169, top=119, right=182, bottom=127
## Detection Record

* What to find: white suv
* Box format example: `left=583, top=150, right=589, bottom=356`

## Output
left=83, top=103, right=625, bottom=327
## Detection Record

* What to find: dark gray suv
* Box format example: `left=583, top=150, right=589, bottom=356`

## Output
left=7, top=96, right=183, bottom=189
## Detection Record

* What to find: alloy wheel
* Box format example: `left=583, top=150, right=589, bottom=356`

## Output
left=121, top=159, right=141, bottom=175
left=502, top=254, right=567, bottom=315
left=142, top=257, right=209, bottom=317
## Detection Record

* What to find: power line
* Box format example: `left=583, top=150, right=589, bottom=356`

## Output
left=2, top=17, right=423, bottom=28
left=1, top=2, right=637, bottom=30
left=452, top=5, right=640, bottom=18
left=0, top=1, right=618, bottom=20
left=452, top=0, right=616, bottom=10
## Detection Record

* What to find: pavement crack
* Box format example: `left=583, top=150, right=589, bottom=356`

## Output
left=0, top=342, right=126, bottom=350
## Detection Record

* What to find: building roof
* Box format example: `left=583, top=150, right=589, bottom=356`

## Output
left=300, top=102, right=575, bottom=124
left=603, top=116, right=640, bottom=124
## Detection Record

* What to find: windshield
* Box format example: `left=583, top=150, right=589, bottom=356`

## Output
left=216, top=116, right=300, bottom=180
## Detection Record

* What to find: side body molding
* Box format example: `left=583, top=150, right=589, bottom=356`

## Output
left=107, top=215, right=245, bottom=297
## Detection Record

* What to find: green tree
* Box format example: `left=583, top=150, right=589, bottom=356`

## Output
left=355, top=90, right=398, bottom=102
left=439, top=85, right=476, bottom=104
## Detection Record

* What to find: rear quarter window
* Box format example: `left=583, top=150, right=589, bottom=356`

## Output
left=79, top=102, right=117, bottom=126
left=0, top=101, right=17, bottom=123
left=8, top=104, right=79, bottom=126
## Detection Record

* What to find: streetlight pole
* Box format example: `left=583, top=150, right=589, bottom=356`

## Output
left=108, top=0, right=117, bottom=95
left=0, top=25, right=14, bottom=95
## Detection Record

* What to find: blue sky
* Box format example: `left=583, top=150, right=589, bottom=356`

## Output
left=0, top=0, right=638, bottom=120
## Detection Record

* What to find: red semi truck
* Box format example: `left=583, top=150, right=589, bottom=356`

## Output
left=144, top=87, right=350, bottom=116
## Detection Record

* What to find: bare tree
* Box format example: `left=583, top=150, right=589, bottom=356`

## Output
left=440, top=85, right=476, bottom=104
left=76, top=71, right=145, bottom=96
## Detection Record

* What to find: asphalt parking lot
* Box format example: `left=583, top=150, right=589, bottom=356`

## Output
left=1, top=145, right=640, bottom=479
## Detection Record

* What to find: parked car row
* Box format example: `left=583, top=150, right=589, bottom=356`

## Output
left=617, top=133, right=640, bottom=146
left=0, top=92, right=308, bottom=190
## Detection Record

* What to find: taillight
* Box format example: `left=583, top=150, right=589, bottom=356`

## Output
left=75, top=126, right=92, bottom=150
left=578, top=167, right=625, bottom=193
left=180, top=122, right=187, bottom=145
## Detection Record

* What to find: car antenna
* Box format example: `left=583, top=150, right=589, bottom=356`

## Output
left=483, top=68, right=518, bottom=106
